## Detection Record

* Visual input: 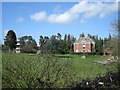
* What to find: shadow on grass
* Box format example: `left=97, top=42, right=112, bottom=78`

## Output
left=55, top=56, right=73, bottom=59
left=72, top=70, right=120, bottom=89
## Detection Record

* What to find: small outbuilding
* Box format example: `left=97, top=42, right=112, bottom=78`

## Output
left=16, top=40, right=21, bottom=53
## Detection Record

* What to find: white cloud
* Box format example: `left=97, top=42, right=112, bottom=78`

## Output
left=16, top=17, right=24, bottom=22
left=30, top=11, right=47, bottom=22
left=47, top=12, right=78, bottom=24
left=30, top=0, right=118, bottom=24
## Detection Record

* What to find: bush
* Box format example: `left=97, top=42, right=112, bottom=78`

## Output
left=2, top=53, right=79, bottom=88
left=21, top=48, right=37, bottom=53
left=72, top=70, right=120, bottom=88
left=72, top=52, right=96, bottom=55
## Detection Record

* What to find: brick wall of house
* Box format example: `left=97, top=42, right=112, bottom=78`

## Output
left=74, top=43, right=95, bottom=53
left=86, top=43, right=91, bottom=52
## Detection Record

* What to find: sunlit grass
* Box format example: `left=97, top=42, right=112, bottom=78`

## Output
left=2, top=53, right=117, bottom=88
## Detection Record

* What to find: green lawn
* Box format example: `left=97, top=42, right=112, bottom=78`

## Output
left=2, top=53, right=117, bottom=88
left=55, top=54, right=117, bottom=79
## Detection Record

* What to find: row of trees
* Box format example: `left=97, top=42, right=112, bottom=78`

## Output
left=3, top=31, right=38, bottom=53
left=90, top=33, right=112, bottom=55
left=18, top=36, right=38, bottom=53
left=2, top=30, right=115, bottom=55
left=39, top=33, right=76, bottom=54
left=2, top=20, right=118, bottom=55
left=39, top=33, right=114, bottom=55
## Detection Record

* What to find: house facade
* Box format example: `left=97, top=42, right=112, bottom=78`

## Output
left=73, top=34, right=95, bottom=53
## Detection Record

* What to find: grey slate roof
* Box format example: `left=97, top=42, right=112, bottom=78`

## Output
left=74, top=37, right=95, bottom=43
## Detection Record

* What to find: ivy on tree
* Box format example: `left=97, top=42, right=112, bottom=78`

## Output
left=4, top=30, right=17, bottom=52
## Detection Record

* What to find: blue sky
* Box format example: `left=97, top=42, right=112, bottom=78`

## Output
left=2, top=1, right=118, bottom=45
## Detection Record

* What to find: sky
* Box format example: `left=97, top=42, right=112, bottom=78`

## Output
left=2, top=0, right=118, bottom=45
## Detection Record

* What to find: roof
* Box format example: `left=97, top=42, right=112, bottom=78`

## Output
left=74, top=37, right=95, bottom=44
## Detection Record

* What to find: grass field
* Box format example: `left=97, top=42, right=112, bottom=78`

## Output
left=2, top=53, right=118, bottom=88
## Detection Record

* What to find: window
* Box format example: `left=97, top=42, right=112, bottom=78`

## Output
left=76, top=50, right=78, bottom=52
left=83, top=44, right=85, bottom=49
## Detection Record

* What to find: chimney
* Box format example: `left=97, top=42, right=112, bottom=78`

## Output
left=88, top=34, right=91, bottom=38
left=80, top=34, right=83, bottom=38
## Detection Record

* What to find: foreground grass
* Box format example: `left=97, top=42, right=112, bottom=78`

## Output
left=2, top=53, right=117, bottom=88
left=55, top=54, right=117, bottom=79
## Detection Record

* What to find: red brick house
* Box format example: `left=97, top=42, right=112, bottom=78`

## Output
left=73, top=34, right=95, bottom=53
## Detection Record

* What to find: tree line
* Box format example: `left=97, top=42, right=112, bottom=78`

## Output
left=39, top=33, right=76, bottom=54
left=2, top=20, right=118, bottom=55
left=2, top=31, right=116, bottom=55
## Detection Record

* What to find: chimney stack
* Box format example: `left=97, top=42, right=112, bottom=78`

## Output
left=88, top=34, right=91, bottom=38
left=80, top=34, right=83, bottom=38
